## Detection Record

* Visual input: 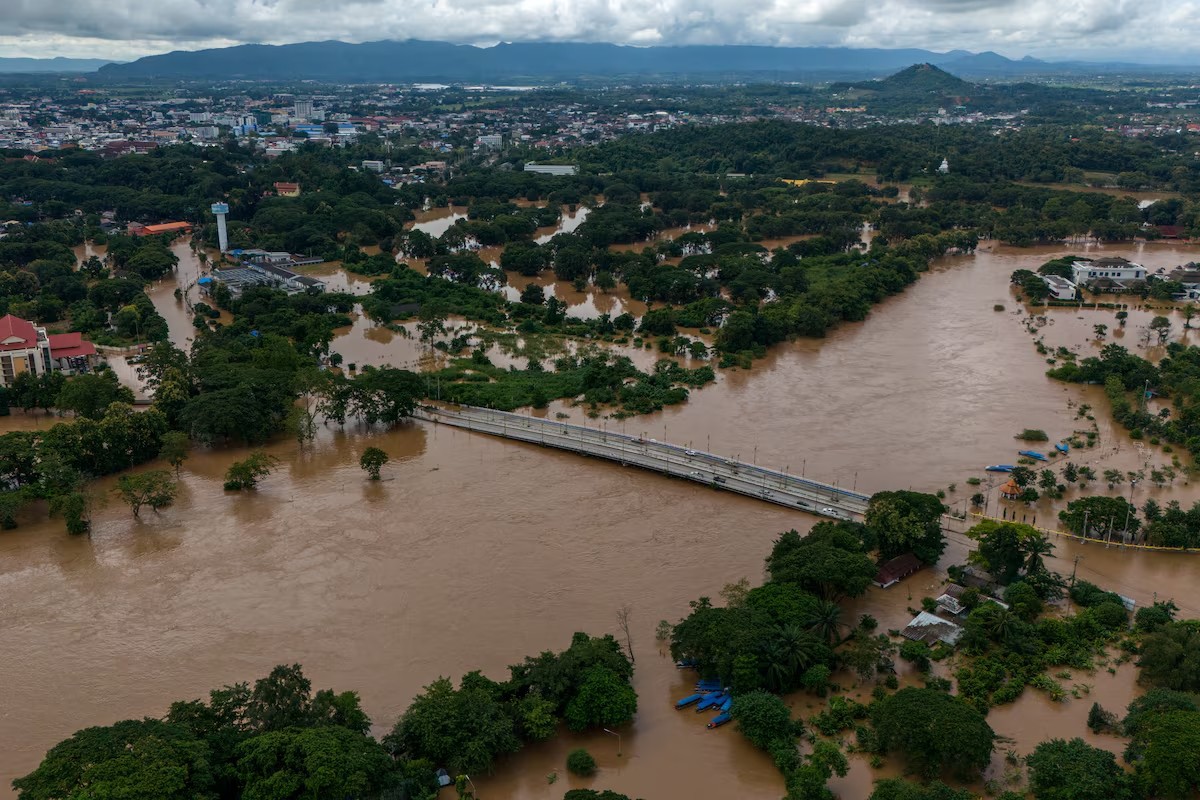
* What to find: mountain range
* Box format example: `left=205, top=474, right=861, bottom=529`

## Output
left=18, top=39, right=1183, bottom=83
left=0, top=57, right=116, bottom=73
left=92, top=40, right=1072, bottom=83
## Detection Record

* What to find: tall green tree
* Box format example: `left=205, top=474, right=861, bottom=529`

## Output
left=563, top=664, right=638, bottom=732
left=1137, top=621, right=1200, bottom=691
left=12, top=719, right=217, bottom=800
left=55, top=370, right=135, bottom=419
left=1026, top=738, right=1131, bottom=800
left=865, top=491, right=947, bottom=564
left=767, top=525, right=877, bottom=600
left=871, top=688, right=995, bottom=779
left=234, top=726, right=394, bottom=800
left=387, top=672, right=521, bottom=776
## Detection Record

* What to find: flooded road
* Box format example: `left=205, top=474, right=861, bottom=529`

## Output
left=4, top=239, right=1200, bottom=797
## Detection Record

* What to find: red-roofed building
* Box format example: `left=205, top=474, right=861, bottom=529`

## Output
left=0, top=314, right=52, bottom=387
left=48, top=332, right=98, bottom=374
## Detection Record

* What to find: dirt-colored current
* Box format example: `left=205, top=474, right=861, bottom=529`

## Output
left=4, top=239, right=1199, bottom=797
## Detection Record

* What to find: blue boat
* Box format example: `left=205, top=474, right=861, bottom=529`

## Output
left=695, top=679, right=721, bottom=691
left=720, top=697, right=733, bottom=712
left=708, top=712, right=732, bottom=729
left=985, top=465, right=1014, bottom=472
left=674, top=693, right=704, bottom=709
left=696, top=692, right=726, bottom=712
left=676, top=658, right=697, bottom=669
left=1018, top=450, right=1048, bottom=461
left=1056, top=443, right=1070, bottom=454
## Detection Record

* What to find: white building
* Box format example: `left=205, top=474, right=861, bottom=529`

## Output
left=1071, top=257, right=1147, bottom=287
left=293, top=99, right=314, bottom=121
left=937, top=157, right=950, bottom=174
left=477, top=134, right=503, bottom=150
left=1041, top=274, right=1078, bottom=301
left=361, top=160, right=385, bottom=173
left=524, top=163, right=578, bottom=176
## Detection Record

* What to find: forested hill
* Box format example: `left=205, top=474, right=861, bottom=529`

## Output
left=826, top=63, right=1130, bottom=116
left=98, top=39, right=1017, bottom=82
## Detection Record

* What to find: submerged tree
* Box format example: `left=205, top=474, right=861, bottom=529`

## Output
left=114, top=470, right=178, bottom=518
left=224, top=451, right=280, bottom=491
left=359, top=447, right=389, bottom=480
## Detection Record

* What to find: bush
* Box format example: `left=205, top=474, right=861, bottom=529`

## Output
left=1016, top=429, right=1049, bottom=441
left=566, top=748, right=597, bottom=777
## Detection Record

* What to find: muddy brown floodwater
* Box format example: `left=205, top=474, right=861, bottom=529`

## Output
left=4, top=239, right=1200, bottom=798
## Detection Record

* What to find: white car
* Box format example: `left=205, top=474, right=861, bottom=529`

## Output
left=685, top=449, right=698, bottom=456
left=820, top=507, right=840, bottom=517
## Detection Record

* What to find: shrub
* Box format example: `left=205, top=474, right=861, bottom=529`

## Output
left=1016, top=429, right=1049, bottom=441
left=566, top=748, right=597, bottom=777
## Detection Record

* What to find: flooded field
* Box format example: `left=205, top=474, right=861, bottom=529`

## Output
left=4, top=237, right=1200, bottom=797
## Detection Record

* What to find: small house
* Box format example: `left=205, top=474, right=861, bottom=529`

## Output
left=874, top=553, right=923, bottom=589
left=901, top=611, right=964, bottom=646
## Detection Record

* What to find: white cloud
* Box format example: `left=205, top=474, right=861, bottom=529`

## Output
left=0, top=0, right=1197, bottom=63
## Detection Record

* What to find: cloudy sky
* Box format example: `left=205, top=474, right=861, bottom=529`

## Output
left=2, top=0, right=1198, bottom=63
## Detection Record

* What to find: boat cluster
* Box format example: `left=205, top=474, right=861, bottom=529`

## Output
left=986, top=441, right=1070, bottom=473
left=674, top=678, right=733, bottom=729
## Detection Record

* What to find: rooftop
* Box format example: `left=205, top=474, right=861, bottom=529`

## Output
left=901, top=611, right=964, bottom=646
left=0, top=314, right=40, bottom=351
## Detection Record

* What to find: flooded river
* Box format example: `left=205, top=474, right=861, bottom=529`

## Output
left=4, top=239, right=1200, bottom=797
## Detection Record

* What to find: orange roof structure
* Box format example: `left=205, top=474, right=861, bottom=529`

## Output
left=138, top=221, right=192, bottom=236
left=999, top=479, right=1021, bottom=498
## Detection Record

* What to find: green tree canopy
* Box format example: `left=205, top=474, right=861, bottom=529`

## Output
left=387, top=672, right=521, bottom=776
left=563, top=664, right=638, bottom=732
left=865, top=490, right=947, bottom=564
left=766, top=524, right=877, bottom=600
left=1026, top=738, right=1131, bottom=800
left=871, top=688, right=995, bottom=779
left=12, top=719, right=217, bottom=800
left=1138, top=621, right=1200, bottom=692
left=234, top=725, right=394, bottom=800
left=55, top=370, right=135, bottom=419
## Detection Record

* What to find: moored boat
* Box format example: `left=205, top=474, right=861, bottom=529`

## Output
left=675, top=693, right=704, bottom=709
left=1056, top=443, right=1069, bottom=454
left=708, top=711, right=732, bottom=729
left=985, top=465, right=1014, bottom=472
left=1018, top=450, right=1048, bottom=461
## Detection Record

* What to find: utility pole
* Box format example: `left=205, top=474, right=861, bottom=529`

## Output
left=1070, top=555, right=1081, bottom=589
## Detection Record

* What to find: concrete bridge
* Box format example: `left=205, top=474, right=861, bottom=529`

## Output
left=415, top=404, right=871, bottom=519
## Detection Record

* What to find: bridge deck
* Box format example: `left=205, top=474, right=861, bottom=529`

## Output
left=415, top=405, right=869, bottom=518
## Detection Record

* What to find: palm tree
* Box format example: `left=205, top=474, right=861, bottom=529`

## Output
left=805, top=599, right=843, bottom=646
left=987, top=609, right=1017, bottom=643
left=1020, top=535, right=1055, bottom=577
left=776, top=624, right=821, bottom=675
left=763, top=640, right=791, bottom=692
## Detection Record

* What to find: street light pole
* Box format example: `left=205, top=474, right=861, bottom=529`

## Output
left=603, top=728, right=622, bottom=756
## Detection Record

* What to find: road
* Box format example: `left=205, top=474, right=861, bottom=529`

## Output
left=415, top=404, right=870, bottom=519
